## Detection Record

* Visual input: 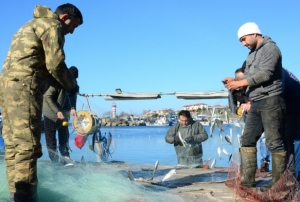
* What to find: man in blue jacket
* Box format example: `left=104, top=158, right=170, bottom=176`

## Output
left=224, top=22, right=286, bottom=192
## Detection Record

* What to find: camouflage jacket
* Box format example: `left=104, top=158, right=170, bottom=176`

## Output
left=1, top=5, right=76, bottom=94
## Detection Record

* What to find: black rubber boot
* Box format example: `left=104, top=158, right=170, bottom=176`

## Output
left=14, top=182, right=37, bottom=202
left=260, top=151, right=286, bottom=192
left=240, top=147, right=257, bottom=188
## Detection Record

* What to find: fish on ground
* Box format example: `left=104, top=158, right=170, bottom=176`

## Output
left=162, top=169, right=176, bottom=183
left=210, top=159, right=216, bottom=169
left=228, top=154, right=233, bottom=162
left=149, top=160, right=159, bottom=180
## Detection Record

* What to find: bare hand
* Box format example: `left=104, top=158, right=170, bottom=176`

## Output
left=223, top=77, right=234, bottom=84
left=70, top=109, right=77, bottom=117
left=241, top=102, right=251, bottom=112
left=225, top=80, right=241, bottom=91
left=57, top=111, right=65, bottom=120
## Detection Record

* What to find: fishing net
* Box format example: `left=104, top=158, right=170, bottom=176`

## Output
left=225, top=153, right=300, bottom=202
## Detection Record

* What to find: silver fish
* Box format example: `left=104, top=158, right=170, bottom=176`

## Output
left=237, top=134, right=241, bottom=146
left=225, top=135, right=232, bottom=145
left=162, top=169, right=176, bottom=183
left=107, top=132, right=112, bottom=148
left=81, top=155, right=84, bottom=163
left=219, top=131, right=223, bottom=143
left=225, top=111, right=229, bottom=125
left=178, top=132, right=187, bottom=147
left=228, top=154, right=233, bottom=162
left=128, top=171, right=135, bottom=181
left=222, top=147, right=229, bottom=155
left=230, top=128, right=232, bottom=139
left=150, top=160, right=159, bottom=180
left=215, top=119, right=223, bottom=130
left=210, top=121, right=216, bottom=137
left=217, top=146, right=222, bottom=159
left=210, top=159, right=216, bottom=169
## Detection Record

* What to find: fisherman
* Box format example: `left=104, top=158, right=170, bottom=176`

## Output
left=43, top=66, right=79, bottom=165
left=223, top=22, right=286, bottom=192
left=165, top=110, right=208, bottom=167
left=228, top=63, right=270, bottom=172
left=0, top=4, right=83, bottom=201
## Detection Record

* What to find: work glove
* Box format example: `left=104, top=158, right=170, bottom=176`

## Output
left=174, top=135, right=181, bottom=145
left=185, top=136, right=194, bottom=144
left=68, top=85, right=79, bottom=97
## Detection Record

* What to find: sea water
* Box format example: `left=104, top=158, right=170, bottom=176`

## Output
left=0, top=124, right=265, bottom=201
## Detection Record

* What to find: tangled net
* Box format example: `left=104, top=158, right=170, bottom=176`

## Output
left=225, top=154, right=299, bottom=202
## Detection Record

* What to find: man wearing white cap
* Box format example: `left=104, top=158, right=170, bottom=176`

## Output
left=223, top=22, right=286, bottom=192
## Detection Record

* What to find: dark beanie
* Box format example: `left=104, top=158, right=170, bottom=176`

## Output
left=69, top=66, right=78, bottom=78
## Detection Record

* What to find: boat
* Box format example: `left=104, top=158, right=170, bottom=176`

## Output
left=194, top=114, right=210, bottom=125
left=145, top=117, right=170, bottom=126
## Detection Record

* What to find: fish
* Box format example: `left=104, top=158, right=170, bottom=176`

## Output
left=128, top=171, right=135, bottom=181
left=237, top=134, right=241, bottom=146
left=230, top=128, right=232, bottom=139
left=89, top=133, right=97, bottom=152
left=81, top=155, right=85, bottom=163
left=225, top=135, right=232, bottom=145
left=228, top=154, right=233, bottom=162
left=178, top=132, right=187, bottom=147
left=210, top=159, right=216, bottom=169
left=225, top=111, right=229, bottom=125
left=162, top=169, right=176, bottom=183
left=222, top=147, right=229, bottom=155
left=217, top=147, right=222, bottom=159
left=150, top=160, right=159, bottom=180
left=219, top=131, right=223, bottom=143
left=210, top=121, right=216, bottom=137
left=107, top=132, right=112, bottom=148
left=215, top=119, right=223, bottom=131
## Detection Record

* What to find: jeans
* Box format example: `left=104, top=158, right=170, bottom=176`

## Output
left=241, top=95, right=285, bottom=153
left=259, top=133, right=270, bottom=162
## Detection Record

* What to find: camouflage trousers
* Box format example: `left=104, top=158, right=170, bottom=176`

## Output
left=1, top=79, right=43, bottom=193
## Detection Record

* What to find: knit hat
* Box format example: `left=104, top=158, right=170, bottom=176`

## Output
left=237, top=22, right=262, bottom=40
left=69, top=66, right=79, bottom=78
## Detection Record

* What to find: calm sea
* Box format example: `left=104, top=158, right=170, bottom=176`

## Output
left=1, top=124, right=265, bottom=167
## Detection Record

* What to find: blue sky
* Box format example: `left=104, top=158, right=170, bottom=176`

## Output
left=1, top=1, right=300, bottom=116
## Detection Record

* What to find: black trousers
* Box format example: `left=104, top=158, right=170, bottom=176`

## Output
left=44, top=116, right=70, bottom=161
left=241, top=95, right=286, bottom=153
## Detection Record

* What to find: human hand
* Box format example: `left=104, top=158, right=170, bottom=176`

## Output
left=174, top=135, right=181, bottom=144
left=70, top=109, right=77, bottom=117
left=225, top=80, right=242, bottom=91
left=241, top=102, right=251, bottom=112
left=57, top=111, right=65, bottom=120
left=185, top=136, right=194, bottom=144
left=223, top=77, right=234, bottom=85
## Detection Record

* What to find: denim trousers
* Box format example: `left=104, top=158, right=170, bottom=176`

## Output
left=241, top=95, right=286, bottom=153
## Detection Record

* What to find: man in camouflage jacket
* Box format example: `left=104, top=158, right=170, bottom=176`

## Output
left=0, top=4, right=83, bottom=201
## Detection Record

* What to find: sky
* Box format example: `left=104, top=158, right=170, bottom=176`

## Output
left=1, top=1, right=300, bottom=116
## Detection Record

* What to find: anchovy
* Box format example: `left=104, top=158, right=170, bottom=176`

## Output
left=81, top=155, right=85, bottom=163
left=217, top=147, right=222, bottom=159
left=107, top=132, right=112, bottom=148
left=89, top=133, right=97, bottom=152
left=210, top=121, right=216, bottom=137
left=228, top=154, right=233, bottom=162
left=237, top=134, right=241, bottom=146
left=128, top=171, right=135, bottom=181
left=222, top=147, right=229, bottom=155
left=225, top=111, right=229, bottom=125
left=225, top=135, right=232, bottom=145
left=178, top=131, right=187, bottom=147
left=162, top=169, right=176, bottom=183
left=210, top=159, right=216, bottom=169
left=150, top=160, right=159, bottom=180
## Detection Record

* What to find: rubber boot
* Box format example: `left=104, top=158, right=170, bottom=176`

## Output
left=260, top=151, right=286, bottom=192
left=240, top=147, right=257, bottom=188
left=14, top=182, right=37, bottom=202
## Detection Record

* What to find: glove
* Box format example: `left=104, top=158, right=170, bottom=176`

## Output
left=174, top=135, right=181, bottom=144
left=69, top=85, right=79, bottom=96
left=185, top=136, right=194, bottom=144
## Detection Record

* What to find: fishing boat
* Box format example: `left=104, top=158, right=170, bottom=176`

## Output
left=194, top=114, right=210, bottom=125
left=145, top=117, right=170, bottom=126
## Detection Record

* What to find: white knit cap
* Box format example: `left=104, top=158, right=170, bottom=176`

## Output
left=237, top=22, right=262, bottom=39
